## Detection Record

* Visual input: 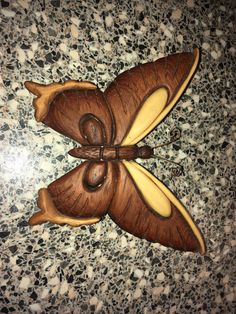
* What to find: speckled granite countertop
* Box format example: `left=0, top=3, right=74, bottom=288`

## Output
left=0, top=0, right=235, bottom=313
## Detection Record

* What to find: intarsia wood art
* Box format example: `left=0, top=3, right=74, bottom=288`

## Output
left=25, top=48, right=206, bottom=254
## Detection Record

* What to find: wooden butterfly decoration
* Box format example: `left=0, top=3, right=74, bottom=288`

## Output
left=25, top=48, right=206, bottom=254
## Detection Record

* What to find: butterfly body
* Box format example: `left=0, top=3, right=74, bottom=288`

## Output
left=69, top=145, right=153, bottom=161
left=25, top=49, right=206, bottom=254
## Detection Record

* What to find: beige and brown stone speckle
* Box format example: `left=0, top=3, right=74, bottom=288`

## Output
left=0, top=0, right=235, bottom=313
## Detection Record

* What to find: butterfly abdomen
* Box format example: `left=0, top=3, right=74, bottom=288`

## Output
left=69, top=145, right=153, bottom=161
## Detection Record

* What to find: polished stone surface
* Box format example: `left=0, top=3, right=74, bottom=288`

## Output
left=0, top=0, right=235, bottom=313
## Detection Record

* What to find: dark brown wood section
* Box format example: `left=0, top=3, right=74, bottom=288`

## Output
left=47, top=161, right=117, bottom=218
left=43, top=89, right=114, bottom=145
left=69, top=145, right=154, bottom=160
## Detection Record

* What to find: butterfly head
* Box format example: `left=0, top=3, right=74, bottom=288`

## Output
left=137, top=146, right=154, bottom=159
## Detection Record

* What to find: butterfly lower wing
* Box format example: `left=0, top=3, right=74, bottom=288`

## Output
left=25, top=80, right=114, bottom=145
left=108, top=161, right=206, bottom=254
left=29, top=161, right=117, bottom=226
left=104, top=49, right=199, bottom=145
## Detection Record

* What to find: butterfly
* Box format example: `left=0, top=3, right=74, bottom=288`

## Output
left=25, top=48, right=206, bottom=254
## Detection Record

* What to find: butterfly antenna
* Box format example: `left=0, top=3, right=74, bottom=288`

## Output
left=151, top=154, right=183, bottom=176
left=152, top=128, right=183, bottom=176
left=153, top=127, right=181, bottom=148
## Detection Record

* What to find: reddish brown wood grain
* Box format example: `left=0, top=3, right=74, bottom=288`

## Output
left=105, top=52, right=195, bottom=145
left=43, top=89, right=114, bottom=145
left=47, top=161, right=117, bottom=218
left=69, top=145, right=153, bottom=160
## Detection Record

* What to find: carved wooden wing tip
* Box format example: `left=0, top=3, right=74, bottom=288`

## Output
left=105, top=48, right=200, bottom=146
left=29, top=188, right=100, bottom=227
left=25, top=80, right=97, bottom=122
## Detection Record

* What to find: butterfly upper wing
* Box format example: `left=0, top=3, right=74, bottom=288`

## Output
left=25, top=49, right=199, bottom=146
left=104, top=49, right=199, bottom=145
left=25, top=80, right=114, bottom=145
left=108, top=161, right=206, bottom=254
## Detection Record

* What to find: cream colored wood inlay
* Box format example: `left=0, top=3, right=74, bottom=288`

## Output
left=122, top=48, right=200, bottom=145
left=123, top=161, right=206, bottom=255
left=121, top=87, right=168, bottom=146
left=122, top=160, right=172, bottom=217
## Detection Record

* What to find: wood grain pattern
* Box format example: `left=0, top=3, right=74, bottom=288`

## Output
left=48, top=161, right=117, bottom=218
left=41, top=52, right=195, bottom=147
left=26, top=49, right=206, bottom=254
left=105, top=52, right=195, bottom=145
left=43, top=89, right=114, bottom=145
left=108, top=162, right=201, bottom=253
left=69, top=145, right=153, bottom=160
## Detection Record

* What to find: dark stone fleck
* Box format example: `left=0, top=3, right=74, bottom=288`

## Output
left=56, top=155, right=64, bottom=161
left=210, top=167, right=216, bottom=175
left=139, top=44, right=146, bottom=51
left=221, top=141, right=229, bottom=149
left=197, top=158, right=204, bottom=165
left=173, top=144, right=180, bottom=150
left=45, top=53, right=53, bottom=63
left=134, top=22, right=139, bottom=30
left=21, top=43, right=30, bottom=50
left=147, top=250, right=153, bottom=257
left=139, top=12, right=144, bottom=21
left=8, top=245, right=18, bottom=254
left=3, top=80, right=10, bottom=87
left=90, top=305, right=95, bottom=312
left=17, top=220, right=28, bottom=227
left=1, top=123, right=10, bottom=131
left=1, top=0, right=9, bottom=8
left=81, top=304, right=88, bottom=311
left=19, top=119, right=25, bottom=129
left=78, top=277, right=86, bottom=283
left=130, top=272, right=138, bottom=281
left=35, top=60, right=44, bottom=68
left=30, top=291, right=38, bottom=300
left=26, top=245, right=33, bottom=253
left=0, top=231, right=10, bottom=238
left=48, top=28, right=57, bottom=37
left=151, top=257, right=160, bottom=265
left=51, top=0, right=60, bottom=7
left=67, top=274, right=74, bottom=283
left=7, top=94, right=14, bottom=101
left=19, top=300, right=25, bottom=308
left=89, top=226, right=96, bottom=233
